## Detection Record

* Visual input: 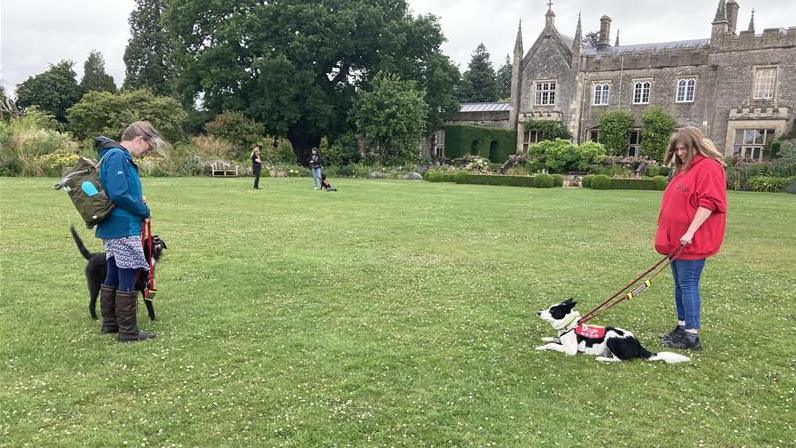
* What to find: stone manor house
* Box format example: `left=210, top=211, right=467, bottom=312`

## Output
left=429, top=0, right=796, bottom=161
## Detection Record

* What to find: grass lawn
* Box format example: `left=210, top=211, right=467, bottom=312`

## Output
left=1, top=176, right=794, bottom=448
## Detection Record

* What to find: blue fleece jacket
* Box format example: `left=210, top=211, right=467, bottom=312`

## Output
left=94, top=137, right=150, bottom=239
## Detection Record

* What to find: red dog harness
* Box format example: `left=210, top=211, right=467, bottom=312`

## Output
left=575, top=324, right=606, bottom=339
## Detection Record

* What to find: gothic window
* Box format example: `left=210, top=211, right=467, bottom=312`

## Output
left=628, top=130, right=643, bottom=157
left=535, top=81, right=556, bottom=106
left=733, top=128, right=776, bottom=161
left=753, top=67, right=777, bottom=100
left=593, top=83, right=610, bottom=106
left=632, top=80, right=651, bottom=104
left=523, top=129, right=541, bottom=152
left=676, top=78, right=696, bottom=103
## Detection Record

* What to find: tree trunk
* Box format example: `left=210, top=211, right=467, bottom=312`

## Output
left=287, top=127, right=320, bottom=166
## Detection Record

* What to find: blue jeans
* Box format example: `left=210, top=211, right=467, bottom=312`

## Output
left=103, top=257, right=139, bottom=292
left=670, top=259, right=706, bottom=330
left=312, top=167, right=322, bottom=188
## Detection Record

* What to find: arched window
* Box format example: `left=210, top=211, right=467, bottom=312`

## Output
left=676, top=78, right=696, bottom=103
left=632, top=80, right=651, bottom=104
left=593, top=83, right=610, bottom=106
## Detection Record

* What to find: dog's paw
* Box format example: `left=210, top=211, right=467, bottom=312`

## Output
left=596, top=356, right=621, bottom=362
left=535, top=345, right=548, bottom=351
left=540, top=337, right=557, bottom=343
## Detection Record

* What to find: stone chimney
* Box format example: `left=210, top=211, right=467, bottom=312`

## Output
left=598, top=15, right=612, bottom=49
left=726, top=0, right=739, bottom=34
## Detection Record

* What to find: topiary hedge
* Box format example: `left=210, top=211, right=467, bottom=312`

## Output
left=423, top=169, right=456, bottom=182
left=583, top=175, right=669, bottom=190
left=590, top=175, right=612, bottom=190
left=443, top=125, right=517, bottom=163
left=551, top=174, right=564, bottom=187
left=454, top=173, right=536, bottom=187
left=746, top=176, right=792, bottom=192
left=534, top=173, right=554, bottom=188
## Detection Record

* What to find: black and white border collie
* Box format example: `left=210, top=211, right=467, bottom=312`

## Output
left=535, top=299, right=689, bottom=364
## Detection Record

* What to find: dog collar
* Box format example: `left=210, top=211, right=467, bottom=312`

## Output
left=558, top=312, right=581, bottom=335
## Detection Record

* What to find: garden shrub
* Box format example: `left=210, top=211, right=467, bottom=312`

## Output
left=652, top=176, right=668, bottom=190
left=67, top=89, right=186, bottom=143
left=609, top=177, right=666, bottom=190
left=746, top=176, right=791, bottom=192
left=453, top=170, right=470, bottom=184
left=534, top=173, right=554, bottom=188
left=641, top=107, right=677, bottom=162
left=598, top=110, right=633, bottom=156
left=204, top=111, right=264, bottom=159
left=590, top=175, right=612, bottom=190
left=645, top=165, right=661, bottom=177
left=582, top=175, right=594, bottom=188
left=551, top=174, right=564, bottom=187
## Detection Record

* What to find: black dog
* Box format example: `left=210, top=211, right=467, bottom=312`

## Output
left=70, top=225, right=166, bottom=321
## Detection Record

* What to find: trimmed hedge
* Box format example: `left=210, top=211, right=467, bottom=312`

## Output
left=454, top=173, right=535, bottom=187
left=535, top=173, right=554, bottom=188
left=746, top=176, right=792, bottom=192
left=443, top=125, right=517, bottom=163
left=423, top=169, right=456, bottom=182
left=584, top=175, right=669, bottom=191
left=551, top=174, right=564, bottom=187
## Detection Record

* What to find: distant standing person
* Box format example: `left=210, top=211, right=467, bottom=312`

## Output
left=655, top=126, right=727, bottom=351
left=251, top=144, right=263, bottom=190
left=309, top=147, right=323, bottom=190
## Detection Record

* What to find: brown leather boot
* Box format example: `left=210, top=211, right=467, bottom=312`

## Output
left=116, top=290, right=156, bottom=342
left=99, top=285, right=118, bottom=333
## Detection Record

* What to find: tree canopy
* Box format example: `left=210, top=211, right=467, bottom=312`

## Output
left=350, top=73, right=428, bottom=164
left=80, top=51, right=117, bottom=94
left=123, top=0, right=175, bottom=95
left=495, top=54, right=512, bottom=101
left=165, top=0, right=458, bottom=162
left=458, top=43, right=497, bottom=103
left=16, top=60, right=81, bottom=123
left=67, top=89, right=186, bottom=143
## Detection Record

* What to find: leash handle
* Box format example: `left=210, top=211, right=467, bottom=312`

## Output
left=142, top=219, right=156, bottom=300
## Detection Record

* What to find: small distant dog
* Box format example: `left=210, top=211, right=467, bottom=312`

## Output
left=70, top=225, right=166, bottom=321
left=535, top=299, right=689, bottom=364
left=321, top=174, right=337, bottom=192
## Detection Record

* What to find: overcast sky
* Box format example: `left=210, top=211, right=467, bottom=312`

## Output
left=2, top=0, right=794, bottom=94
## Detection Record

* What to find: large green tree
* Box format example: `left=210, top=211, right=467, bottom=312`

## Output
left=350, top=73, right=428, bottom=164
left=165, top=0, right=458, bottom=163
left=80, top=51, right=117, bottom=94
left=458, top=43, right=497, bottom=103
left=123, top=0, right=174, bottom=95
left=16, top=60, right=81, bottom=122
left=496, top=54, right=512, bottom=101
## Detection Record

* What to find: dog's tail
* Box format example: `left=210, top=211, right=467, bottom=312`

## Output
left=647, top=352, right=690, bottom=364
left=70, top=225, right=93, bottom=260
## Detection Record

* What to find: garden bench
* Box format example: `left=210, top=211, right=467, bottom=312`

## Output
left=209, top=161, right=239, bottom=177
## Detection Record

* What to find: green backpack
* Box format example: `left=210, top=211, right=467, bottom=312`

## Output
left=54, top=154, right=115, bottom=228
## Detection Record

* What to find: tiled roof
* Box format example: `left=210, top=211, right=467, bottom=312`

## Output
left=584, top=38, right=710, bottom=55
left=459, top=102, right=512, bottom=112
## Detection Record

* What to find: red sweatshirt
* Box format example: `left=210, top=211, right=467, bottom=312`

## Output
left=655, top=155, right=727, bottom=260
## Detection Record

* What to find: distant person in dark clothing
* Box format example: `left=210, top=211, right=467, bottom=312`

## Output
left=321, top=174, right=336, bottom=192
left=251, top=144, right=263, bottom=189
left=309, top=147, right=323, bottom=190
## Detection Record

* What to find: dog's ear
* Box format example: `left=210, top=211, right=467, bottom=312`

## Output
left=563, top=299, right=577, bottom=309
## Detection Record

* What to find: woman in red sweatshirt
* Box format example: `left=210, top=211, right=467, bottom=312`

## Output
left=655, top=127, right=727, bottom=350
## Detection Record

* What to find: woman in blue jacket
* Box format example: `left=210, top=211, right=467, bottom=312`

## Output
left=95, top=121, right=164, bottom=342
